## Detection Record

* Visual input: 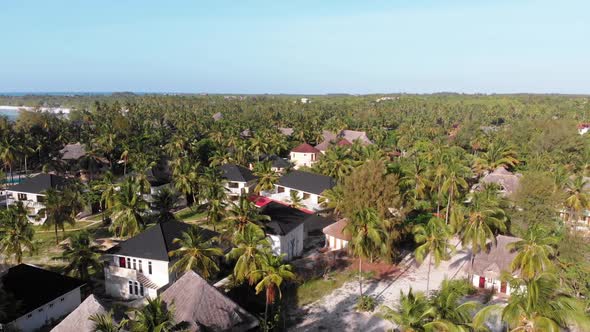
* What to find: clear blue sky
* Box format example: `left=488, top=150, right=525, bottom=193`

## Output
left=1, top=0, right=588, bottom=94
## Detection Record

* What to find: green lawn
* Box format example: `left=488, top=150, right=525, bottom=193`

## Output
left=296, top=271, right=355, bottom=306
left=32, top=220, right=96, bottom=232
left=175, top=207, right=207, bottom=223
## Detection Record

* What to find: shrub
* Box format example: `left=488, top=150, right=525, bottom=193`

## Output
left=356, top=295, right=377, bottom=312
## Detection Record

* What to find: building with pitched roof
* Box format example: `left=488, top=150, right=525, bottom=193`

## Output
left=5, top=173, right=69, bottom=224
left=322, top=219, right=351, bottom=251
left=314, top=130, right=373, bottom=153
left=219, top=164, right=258, bottom=200
left=260, top=202, right=307, bottom=260
left=103, top=221, right=218, bottom=300
left=161, top=271, right=258, bottom=331
left=51, top=295, right=107, bottom=332
left=477, top=167, right=522, bottom=197
left=468, top=235, right=521, bottom=296
left=289, top=143, right=320, bottom=169
left=0, top=264, right=84, bottom=332
left=263, top=170, right=336, bottom=211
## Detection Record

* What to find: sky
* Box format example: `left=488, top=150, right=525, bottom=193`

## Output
left=1, top=0, right=589, bottom=94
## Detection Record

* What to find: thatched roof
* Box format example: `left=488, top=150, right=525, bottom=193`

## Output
left=469, top=235, right=520, bottom=279
left=161, top=271, right=258, bottom=332
left=60, top=143, right=87, bottom=161
left=480, top=167, right=522, bottom=196
left=51, top=295, right=107, bottom=332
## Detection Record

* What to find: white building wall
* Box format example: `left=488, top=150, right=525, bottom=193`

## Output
left=289, top=152, right=318, bottom=169
left=6, top=191, right=46, bottom=224
left=326, top=235, right=348, bottom=250
left=471, top=274, right=515, bottom=296
left=10, top=287, right=81, bottom=332
left=267, top=224, right=304, bottom=261
left=104, top=254, right=170, bottom=300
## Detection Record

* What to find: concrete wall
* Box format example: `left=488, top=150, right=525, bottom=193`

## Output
left=6, top=191, right=46, bottom=224
left=268, top=223, right=304, bottom=261
left=326, top=235, right=348, bottom=250
left=225, top=180, right=257, bottom=199
left=290, top=152, right=318, bottom=169
left=10, top=287, right=81, bottom=332
left=471, top=274, right=515, bottom=296
left=104, top=254, right=170, bottom=299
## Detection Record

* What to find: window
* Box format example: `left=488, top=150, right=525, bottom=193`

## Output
left=18, top=193, right=27, bottom=201
left=38, top=308, right=43, bottom=312
left=119, top=257, right=126, bottom=268
left=139, top=260, right=143, bottom=273
left=148, top=261, right=152, bottom=274
left=140, top=284, right=144, bottom=296
left=126, top=258, right=131, bottom=268
left=228, top=182, right=239, bottom=188
left=37, top=195, right=45, bottom=203
left=60, top=297, right=64, bottom=302
left=303, top=192, right=310, bottom=200
left=49, top=303, right=54, bottom=308
left=277, top=186, right=285, bottom=193
left=27, top=314, right=32, bottom=318
left=134, top=282, right=139, bottom=295
left=129, top=281, right=133, bottom=294
left=133, top=259, right=137, bottom=270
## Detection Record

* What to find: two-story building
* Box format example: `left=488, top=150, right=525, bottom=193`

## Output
left=0, top=264, right=85, bottom=332
left=5, top=173, right=68, bottom=224
left=219, top=164, right=258, bottom=200
left=265, top=170, right=336, bottom=211
left=260, top=202, right=307, bottom=261
left=289, top=143, right=320, bottom=169
left=103, top=220, right=217, bottom=300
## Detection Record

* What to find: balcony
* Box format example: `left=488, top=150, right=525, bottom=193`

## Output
left=104, top=265, right=159, bottom=289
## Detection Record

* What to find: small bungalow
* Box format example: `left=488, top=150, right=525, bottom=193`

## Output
left=5, top=173, right=69, bottom=224
left=161, top=271, right=259, bottom=332
left=268, top=170, right=336, bottom=211
left=289, top=143, right=320, bottom=169
left=260, top=202, right=306, bottom=261
left=259, top=154, right=291, bottom=173
left=477, top=167, right=522, bottom=198
left=322, top=219, right=351, bottom=251
left=468, top=235, right=521, bottom=296
left=51, top=295, right=107, bottom=332
left=0, top=264, right=85, bottom=332
left=219, top=164, right=258, bottom=200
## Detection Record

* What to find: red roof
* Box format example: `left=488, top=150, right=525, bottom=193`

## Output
left=291, top=143, right=320, bottom=153
left=336, top=139, right=352, bottom=146
left=248, top=195, right=313, bottom=214
left=578, top=123, right=590, bottom=129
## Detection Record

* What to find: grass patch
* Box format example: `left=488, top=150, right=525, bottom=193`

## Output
left=296, top=271, right=355, bottom=306
left=32, top=220, right=95, bottom=232
left=175, top=207, right=207, bottom=222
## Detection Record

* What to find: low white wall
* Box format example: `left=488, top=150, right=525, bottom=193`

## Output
left=12, top=287, right=81, bottom=332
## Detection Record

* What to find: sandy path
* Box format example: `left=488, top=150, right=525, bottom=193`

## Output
left=290, top=243, right=471, bottom=332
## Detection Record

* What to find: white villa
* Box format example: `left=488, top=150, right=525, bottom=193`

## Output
left=264, top=170, right=336, bottom=212
left=289, top=143, right=320, bottom=169
left=103, top=221, right=218, bottom=300
left=260, top=202, right=306, bottom=261
left=468, top=235, right=521, bottom=296
left=219, top=164, right=258, bottom=200
left=322, top=219, right=350, bottom=251
left=0, top=264, right=84, bottom=332
left=5, top=173, right=68, bottom=224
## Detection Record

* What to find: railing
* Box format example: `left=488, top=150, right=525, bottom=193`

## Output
left=105, top=265, right=138, bottom=279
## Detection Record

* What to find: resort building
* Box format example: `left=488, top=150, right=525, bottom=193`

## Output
left=219, top=164, right=258, bottom=200
left=0, top=264, right=84, bottom=332
left=161, top=271, right=259, bottom=331
left=265, top=170, right=336, bottom=211
left=476, top=167, right=522, bottom=198
left=5, top=173, right=68, bottom=224
left=468, top=235, right=521, bottom=296
left=260, top=202, right=307, bottom=260
left=289, top=143, right=320, bottom=169
left=314, top=130, right=373, bottom=154
left=103, top=221, right=217, bottom=300
left=322, top=219, right=351, bottom=251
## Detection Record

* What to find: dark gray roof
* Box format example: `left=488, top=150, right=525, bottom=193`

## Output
left=219, top=164, right=257, bottom=183
left=7, top=173, right=68, bottom=194
left=261, top=154, right=291, bottom=169
left=277, top=171, right=336, bottom=195
left=1, top=264, right=85, bottom=324
left=161, top=271, right=258, bottom=332
left=260, top=202, right=307, bottom=236
left=303, top=214, right=336, bottom=234
left=108, top=221, right=218, bottom=261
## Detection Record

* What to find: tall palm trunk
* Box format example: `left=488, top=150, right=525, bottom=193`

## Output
left=436, top=183, right=442, bottom=215
left=358, top=258, right=363, bottom=297
left=264, top=287, right=270, bottom=331
left=55, top=223, right=59, bottom=244
left=445, top=184, right=453, bottom=225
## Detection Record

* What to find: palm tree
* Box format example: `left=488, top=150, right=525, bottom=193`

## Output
left=474, top=273, right=590, bottom=331
left=441, top=156, right=471, bottom=225
left=254, top=252, right=296, bottom=330
left=508, top=227, right=558, bottom=281
left=171, top=158, right=199, bottom=206
left=93, top=171, right=118, bottom=214
left=427, top=279, right=479, bottom=330
left=473, top=142, right=519, bottom=176
left=38, top=187, right=83, bottom=244
left=110, top=178, right=148, bottom=238
left=130, top=297, right=186, bottom=332
left=226, top=224, right=271, bottom=285
left=563, top=176, right=590, bottom=224
left=168, top=227, right=223, bottom=280
left=401, top=156, right=431, bottom=206
left=288, top=190, right=303, bottom=209
left=249, top=135, right=269, bottom=161
left=0, top=134, right=18, bottom=184
left=379, top=288, right=434, bottom=332
left=253, top=162, right=279, bottom=194
left=344, top=208, right=387, bottom=297
left=152, top=187, right=180, bottom=224
left=58, top=231, right=102, bottom=281
left=0, top=202, right=36, bottom=263
left=458, top=187, right=507, bottom=274
left=314, top=147, right=357, bottom=180
left=413, top=217, right=452, bottom=293
left=226, top=196, right=270, bottom=234
left=320, top=185, right=345, bottom=216
left=89, top=311, right=128, bottom=332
